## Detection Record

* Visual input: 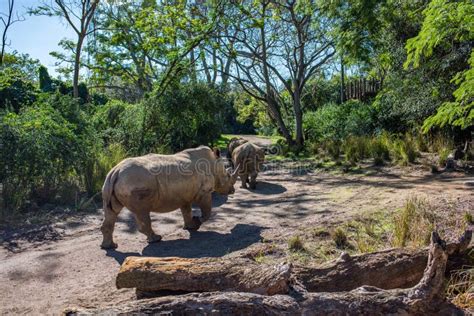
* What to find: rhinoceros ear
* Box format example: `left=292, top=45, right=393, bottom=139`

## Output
left=213, top=147, right=221, bottom=158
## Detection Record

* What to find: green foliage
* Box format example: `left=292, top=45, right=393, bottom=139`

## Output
left=405, top=0, right=474, bottom=131
left=389, top=135, right=418, bottom=166
left=0, top=68, right=37, bottom=112
left=369, top=137, right=390, bottom=166
left=93, top=83, right=225, bottom=154
left=342, top=136, right=369, bottom=165
left=304, top=100, right=376, bottom=144
left=0, top=104, right=79, bottom=210
left=0, top=93, right=101, bottom=211
left=39, top=66, right=54, bottom=93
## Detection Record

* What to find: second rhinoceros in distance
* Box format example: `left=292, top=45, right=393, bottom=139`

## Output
left=231, top=141, right=265, bottom=190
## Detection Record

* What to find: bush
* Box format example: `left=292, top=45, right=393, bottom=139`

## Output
left=142, top=83, right=225, bottom=152
left=83, top=143, right=128, bottom=194
left=0, top=105, right=81, bottom=211
left=369, top=137, right=390, bottom=165
left=0, top=93, right=101, bottom=212
left=304, top=100, right=376, bottom=144
left=343, top=136, right=369, bottom=165
left=0, top=68, right=37, bottom=112
left=388, top=134, right=418, bottom=166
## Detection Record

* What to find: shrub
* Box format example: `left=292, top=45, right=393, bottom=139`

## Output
left=304, top=100, right=376, bottom=144
left=438, top=147, right=451, bottom=166
left=288, top=235, right=305, bottom=251
left=0, top=68, right=37, bottom=112
left=369, top=137, right=390, bottom=165
left=82, top=143, right=128, bottom=195
left=392, top=197, right=435, bottom=248
left=0, top=105, right=81, bottom=211
left=343, top=136, right=369, bottom=165
left=389, top=134, right=418, bottom=166
left=323, top=139, right=342, bottom=161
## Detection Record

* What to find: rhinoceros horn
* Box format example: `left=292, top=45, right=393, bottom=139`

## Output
left=231, top=164, right=240, bottom=179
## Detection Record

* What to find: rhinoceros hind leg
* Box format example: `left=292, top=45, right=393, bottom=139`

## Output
left=181, top=204, right=201, bottom=230
left=101, top=208, right=119, bottom=249
left=134, top=211, right=162, bottom=243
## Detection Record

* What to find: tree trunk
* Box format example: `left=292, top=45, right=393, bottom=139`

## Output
left=116, top=257, right=292, bottom=296
left=65, top=231, right=470, bottom=316
left=340, top=55, right=345, bottom=103
left=73, top=35, right=84, bottom=98
left=293, top=96, right=304, bottom=151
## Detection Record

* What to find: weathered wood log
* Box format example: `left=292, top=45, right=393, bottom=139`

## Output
left=64, top=231, right=470, bottom=315
left=116, top=232, right=472, bottom=297
left=116, top=257, right=292, bottom=295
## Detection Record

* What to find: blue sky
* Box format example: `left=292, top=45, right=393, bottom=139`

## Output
left=1, top=0, right=76, bottom=76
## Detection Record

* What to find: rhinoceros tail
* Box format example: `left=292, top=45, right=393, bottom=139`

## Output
left=102, top=167, right=120, bottom=214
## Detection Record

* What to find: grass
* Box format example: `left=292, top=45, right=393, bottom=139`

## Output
left=391, top=197, right=435, bottom=248
left=465, top=212, right=474, bottom=225
left=331, top=227, right=348, bottom=249
left=288, top=235, right=305, bottom=252
left=446, top=249, right=474, bottom=310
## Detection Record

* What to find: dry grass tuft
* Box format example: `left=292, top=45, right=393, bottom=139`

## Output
left=288, top=235, right=305, bottom=252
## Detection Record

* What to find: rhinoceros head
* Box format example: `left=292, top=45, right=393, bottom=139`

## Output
left=212, top=148, right=239, bottom=196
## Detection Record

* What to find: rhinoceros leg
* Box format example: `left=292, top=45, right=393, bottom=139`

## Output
left=101, top=208, right=119, bottom=249
left=249, top=173, right=257, bottom=190
left=241, top=174, right=249, bottom=189
left=181, top=204, right=201, bottom=231
left=134, top=211, right=162, bottom=243
left=198, top=193, right=212, bottom=222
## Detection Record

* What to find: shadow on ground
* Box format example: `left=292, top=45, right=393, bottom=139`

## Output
left=106, top=223, right=265, bottom=264
left=249, top=181, right=287, bottom=195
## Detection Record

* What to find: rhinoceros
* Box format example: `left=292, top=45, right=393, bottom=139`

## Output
left=226, top=137, right=248, bottom=167
left=232, top=142, right=265, bottom=190
left=100, top=146, right=239, bottom=249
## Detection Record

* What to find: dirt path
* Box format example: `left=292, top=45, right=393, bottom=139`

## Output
left=1, top=142, right=473, bottom=314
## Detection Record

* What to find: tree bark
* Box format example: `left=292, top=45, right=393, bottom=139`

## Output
left=65, top=231, right=470, bottom=316
left=72, top=35, right=84, bottom=98
left=116, top=257, right=292, bottom=296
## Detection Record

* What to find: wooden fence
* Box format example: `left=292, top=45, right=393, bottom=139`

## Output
left=344, top=78, right=381, bottom=101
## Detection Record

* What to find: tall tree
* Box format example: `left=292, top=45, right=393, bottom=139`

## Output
left=220, top=0, right=335, bottom=150
left=0, top=0, right=24, bottom=66
left=32, top=0, right=99, bottom=98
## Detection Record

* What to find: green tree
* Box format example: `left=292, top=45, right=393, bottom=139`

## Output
left=39, top=65, right=54, bottom=92
left=31, top=0, right=99, bottom=98
left=405, top=0, right=474, bottom=131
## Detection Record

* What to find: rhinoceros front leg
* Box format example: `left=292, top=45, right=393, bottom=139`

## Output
left=181, top=204, right=201, bottom=231
left=249, top=173, right=257, bottom=190
left=241, top=173, right=249, bottom=189
left=134, top=211, right=162, bottom=243
left=198, top=193, right=212, bottom=222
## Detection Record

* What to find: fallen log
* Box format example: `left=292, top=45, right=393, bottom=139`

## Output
left=65, top=231, right=470, bottom=315
left=116, top=257, right=292, bottom=295
left=117, top=233, right=472, bottom=296
left=295, top=234, right=471, bottom=293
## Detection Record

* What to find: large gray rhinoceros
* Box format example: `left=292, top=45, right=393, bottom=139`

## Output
left=232, top=142, right=265, bottom=190
left=100, top=146, right=239, bottom=249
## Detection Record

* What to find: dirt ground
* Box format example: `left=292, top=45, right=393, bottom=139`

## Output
left=1, top=138, right=473, bottom=314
